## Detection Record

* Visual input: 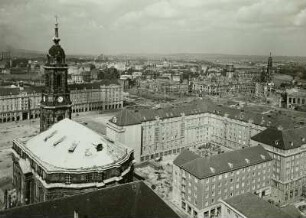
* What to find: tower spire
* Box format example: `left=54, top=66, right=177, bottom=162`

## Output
left=53, top=15, right=60, bottom=45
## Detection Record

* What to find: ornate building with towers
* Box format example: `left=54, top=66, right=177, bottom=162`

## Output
left=7, top=20, right=134, bottom=209
left=40, top=20, right=72, bottom=132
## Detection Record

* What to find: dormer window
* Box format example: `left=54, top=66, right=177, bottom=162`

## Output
left=112, top=117, right=117, bottom=123
left=302, top=138, right=305, bottom=143
left=228, top=163, right=233, bottom=168
left=275, top=140, right=279, bottom=145
left=260, top=154, right=266, bottom=160
left=210, top=167, right=215, bottom=173
left=245, top=158, right=250, bottom=164
left=96, top=144, right=103, bottom=152
left=290, top=142, right=294, bottom=147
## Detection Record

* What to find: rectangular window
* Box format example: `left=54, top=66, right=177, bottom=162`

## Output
left=65, top=174, right=71, bottom=184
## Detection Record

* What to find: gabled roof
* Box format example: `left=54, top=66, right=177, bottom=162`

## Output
left=251, top=126, right=306, bottom=150
left=110, top=100, right=209, bottom=126
left=110, top=109, right=143, bottom=126
left=173, top=149, right=201, bottom=167
left=223, top=193, right=294, bottom=218
left=0, top=181, right=180, bottom=218
left=178, top=145, right=272, bottom=179
left=280, top=205, right=303, bottom=218
left=109, top=100, right=304, bottom=129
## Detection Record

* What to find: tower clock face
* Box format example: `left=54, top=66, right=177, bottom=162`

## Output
left=57, top=96, right=64, bottom=103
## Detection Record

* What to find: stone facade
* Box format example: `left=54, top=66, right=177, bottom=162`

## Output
left=11, top=136, right=134, bottom=206
left=107, top=105, right=266, bottom=162
left=0, top=84, right=123, bottom=123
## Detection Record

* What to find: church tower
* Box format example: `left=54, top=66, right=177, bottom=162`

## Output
left=266, top=52, right=273, bottom=83
left=40, top=19, right=72, bottom=132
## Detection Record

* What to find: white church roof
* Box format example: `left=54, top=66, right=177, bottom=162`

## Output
left=24, top=118, right=129, bottom=171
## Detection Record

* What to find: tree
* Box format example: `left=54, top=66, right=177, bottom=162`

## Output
left=97, top=67, right=119, bottom=80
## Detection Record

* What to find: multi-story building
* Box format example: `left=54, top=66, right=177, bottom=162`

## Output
left=192, top=81, right=255, bottom=97
left=251, top=126, right=306, bottom=205
left=69, top=83, right=123, bottom=113
left=220, top=193, right=292, bottom=218
left=106, top=100, right=292, bottom=162
left=172, top=145, right=273, bottom=218
left=0, top=87, right=42, bottom=122
left=255, top=82, right=268, bottom=99
left=285, top=88, right=306, bottom=109
left=138, top=79, right=188, bottom=95
left=0, top=83, right=123, bottom=123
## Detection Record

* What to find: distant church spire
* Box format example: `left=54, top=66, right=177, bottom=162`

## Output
left=53, top=15, right=60, bottom=45
left=266, top=52, right=273, bottom=83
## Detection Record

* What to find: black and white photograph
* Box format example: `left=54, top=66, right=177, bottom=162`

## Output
left=1, top=0, right=306, bottom=217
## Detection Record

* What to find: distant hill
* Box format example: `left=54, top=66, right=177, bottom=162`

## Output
left=9, top=48, right=45, bottom=58
left=4, top=48, right=95, bottom=60
left=105, top=52, right=306, bottom=64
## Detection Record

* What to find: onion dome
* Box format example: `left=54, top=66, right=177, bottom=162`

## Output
left=46, top=20, right=66, bottom=65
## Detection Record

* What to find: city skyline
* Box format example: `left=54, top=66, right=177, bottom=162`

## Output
left=1, top=0, right=306, bottom=56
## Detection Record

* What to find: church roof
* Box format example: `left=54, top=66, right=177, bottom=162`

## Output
left=23, top=118, right=131, bottom=171
left=48, top=44, right=65, bottom=59
left=0, top=181, right=180, bottom=218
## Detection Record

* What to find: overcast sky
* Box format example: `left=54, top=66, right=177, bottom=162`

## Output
left=1, top=0, right=306, bottom=56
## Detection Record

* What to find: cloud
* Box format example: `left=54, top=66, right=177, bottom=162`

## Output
left=294, top=9, right=306, bottom=26
left=1, top=0, right=306, bottom=55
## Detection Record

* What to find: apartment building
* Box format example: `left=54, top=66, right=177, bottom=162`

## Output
left=107, top=102, right=210, bottom=162
left=220, top=193, right=292, bottom=218
left=251, top=126, right=306, bottom=205
left=69, top=83, right=123, bottom=113
left=192, top=81, right=255, bottom=97
left=106, top=100, right=293, bottom=162
left=172, top=146, right=273, bottom=218
left=138, top=79, right=188, bottom=95
left=0, top=82, right=123, bottom=123
left=286, top=88, right=306, bottom=109
left=0, top=87, right=42, bottom=122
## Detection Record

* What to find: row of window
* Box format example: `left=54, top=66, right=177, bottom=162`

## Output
left=181, top=161, right=271, bottom=184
